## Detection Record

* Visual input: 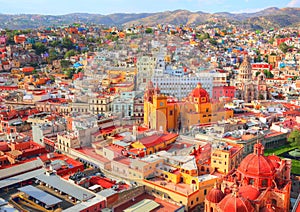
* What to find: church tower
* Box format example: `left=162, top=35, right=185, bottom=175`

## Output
left=238, top=55, right=252, bottom=81
left=235, top=55, right=258, bottom=103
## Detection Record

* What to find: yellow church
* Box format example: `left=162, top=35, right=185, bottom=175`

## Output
left=144, top=82, right=233, bottom=132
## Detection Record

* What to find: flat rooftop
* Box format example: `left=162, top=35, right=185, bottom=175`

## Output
left=114, top=193, right=183, bottom=212
left=0, top=158, right=43, bottom=180
left=0, top=168, right=45, bottom=189
left=124, top=199, right=160, bottom=212
left=18, top=185, right=62, bottom=207
left=145, top=178, right=194, bottom=195
left=36, top=173, right=95, bottom=201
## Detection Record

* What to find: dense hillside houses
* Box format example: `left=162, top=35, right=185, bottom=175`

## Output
left=0, top=20, right=300, bottom=212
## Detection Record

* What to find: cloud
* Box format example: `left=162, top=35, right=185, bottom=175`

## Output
left=232, top=7, right=268, bottom=14
left=287, top=0, right=300, bottom=7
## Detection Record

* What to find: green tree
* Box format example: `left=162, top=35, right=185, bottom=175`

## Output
left=64, top=49, right=76, bottom=59
left=49, top=75, right=55, bottom=82
left=145, top=28, right=153, bottom=34
left=269, top=37, right=275, bottom=44
left=258, top=94, right=264, bottom=100
left=197, top=32, right=210, bottom=41
left=263, top=70, right=274, bottom=78
left=288, top=130, right=300, bottom=147
left=209, top=38, right=217, bottom=46
left=64, top=68, right=76, bottom=79
left=60, top=60, right=71, bottom=68
left=49, top=40, right=61, bottom=47
left=279, top=42, right=289, bottom=53
left=33, top=43, right=47, bottom=55
left=62, top=37, right=74, bottom=50
left=48, top=49, right=58, bottom=63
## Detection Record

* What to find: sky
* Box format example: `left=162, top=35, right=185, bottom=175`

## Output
left=0, top=0, right=299, bottom=15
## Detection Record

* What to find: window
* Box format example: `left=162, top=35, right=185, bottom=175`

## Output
left=169, top=110, right=173, bottom=115
left=204, top=189, right=207, bottom=195
left=262, top=179, right=268, bottom=187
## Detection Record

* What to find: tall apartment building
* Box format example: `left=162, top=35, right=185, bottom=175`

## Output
left=136, top=56, right=157, bottom=91
left=152, top=69, right=228, bottom=100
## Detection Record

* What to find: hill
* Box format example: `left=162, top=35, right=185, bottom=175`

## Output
left=0, top=7, right=299, bottom=29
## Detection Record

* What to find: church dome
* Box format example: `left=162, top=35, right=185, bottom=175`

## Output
left=238, top=55, right=252, bottom=81
left=189, top=83, right=210, bottom=103
left=267, top=155, right=281, bottom=169
left=239, top=185, right=261, bottom=200
left=206, top=187, right=225, bottom=203
left=218, top=191, right=255, bottom=212
left=237, top=142, right=275, bottom=178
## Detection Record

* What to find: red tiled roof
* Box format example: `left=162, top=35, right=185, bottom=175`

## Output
left=75, top=147, right=110, bottom=163
left=89, top=176, right=115, bottom=189
left=100, top=126, right=116, bottom=134
left=139, top=133, right=178, bottom=148
left=114, top=157, right=130, bottom=165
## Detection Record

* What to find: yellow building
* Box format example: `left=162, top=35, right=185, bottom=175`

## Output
left=57, top=132, right=80, bottom=153
left=144, top=82, right=233, bottom=132
left=142, top=173, right=218, bottom=211
left=211, top=143, right=243, bottom=174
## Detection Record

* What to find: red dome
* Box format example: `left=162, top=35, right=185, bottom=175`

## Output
left=189, top=83, right=210, bottom=103
left=238, top=143, right=275, bottom=178
left=238, top=185, right=261, bottom=200
left=206, top=187, right=225, bottom=203
left=267, top=155, right=281, bottom=169
left=218, top=193, right=255, bottom=212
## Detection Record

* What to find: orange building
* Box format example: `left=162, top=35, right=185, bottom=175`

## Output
left=14, top=35, right=26, bottom=44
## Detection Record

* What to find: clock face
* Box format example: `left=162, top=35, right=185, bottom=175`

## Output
left=160, top=102, right=164, bottom=106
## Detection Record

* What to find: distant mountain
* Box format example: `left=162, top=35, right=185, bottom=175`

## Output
left=0, top=7, right=299, bottom=29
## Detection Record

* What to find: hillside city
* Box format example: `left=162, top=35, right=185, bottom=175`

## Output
left=0, top=18, right=299, bottom=212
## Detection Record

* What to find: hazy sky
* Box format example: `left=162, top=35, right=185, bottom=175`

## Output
left=0, top=0, right=299, bottom=15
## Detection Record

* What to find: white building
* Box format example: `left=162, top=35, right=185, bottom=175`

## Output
left=136, top=56, right=157, bottom=91
left=112, top=91, right=136, bottom=118
left=152, top=70, right=228, bottom=100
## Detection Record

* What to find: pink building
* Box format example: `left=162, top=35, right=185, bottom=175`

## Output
left=0, top=36, right=7, bottom=45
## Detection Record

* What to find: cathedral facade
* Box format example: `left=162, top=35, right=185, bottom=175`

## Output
left=234, top=56, right=268, bottom=103
left=144, top=82, right=233, bottom=132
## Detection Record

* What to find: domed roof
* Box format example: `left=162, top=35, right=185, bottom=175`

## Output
left=238, top=55, right=252, bottom=81
left=206, top=187, right=225, bottom=203
left=189, top=83, right=210, bottom=103
left=239, top=185, right=261, bottom=200
left=267, top=155, right=281, bottom=169
left=239, top=56, right=251, bottom=72
left=238, top=143, right=275, bottom=178
left=218, top=192, right=255, bottom=212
